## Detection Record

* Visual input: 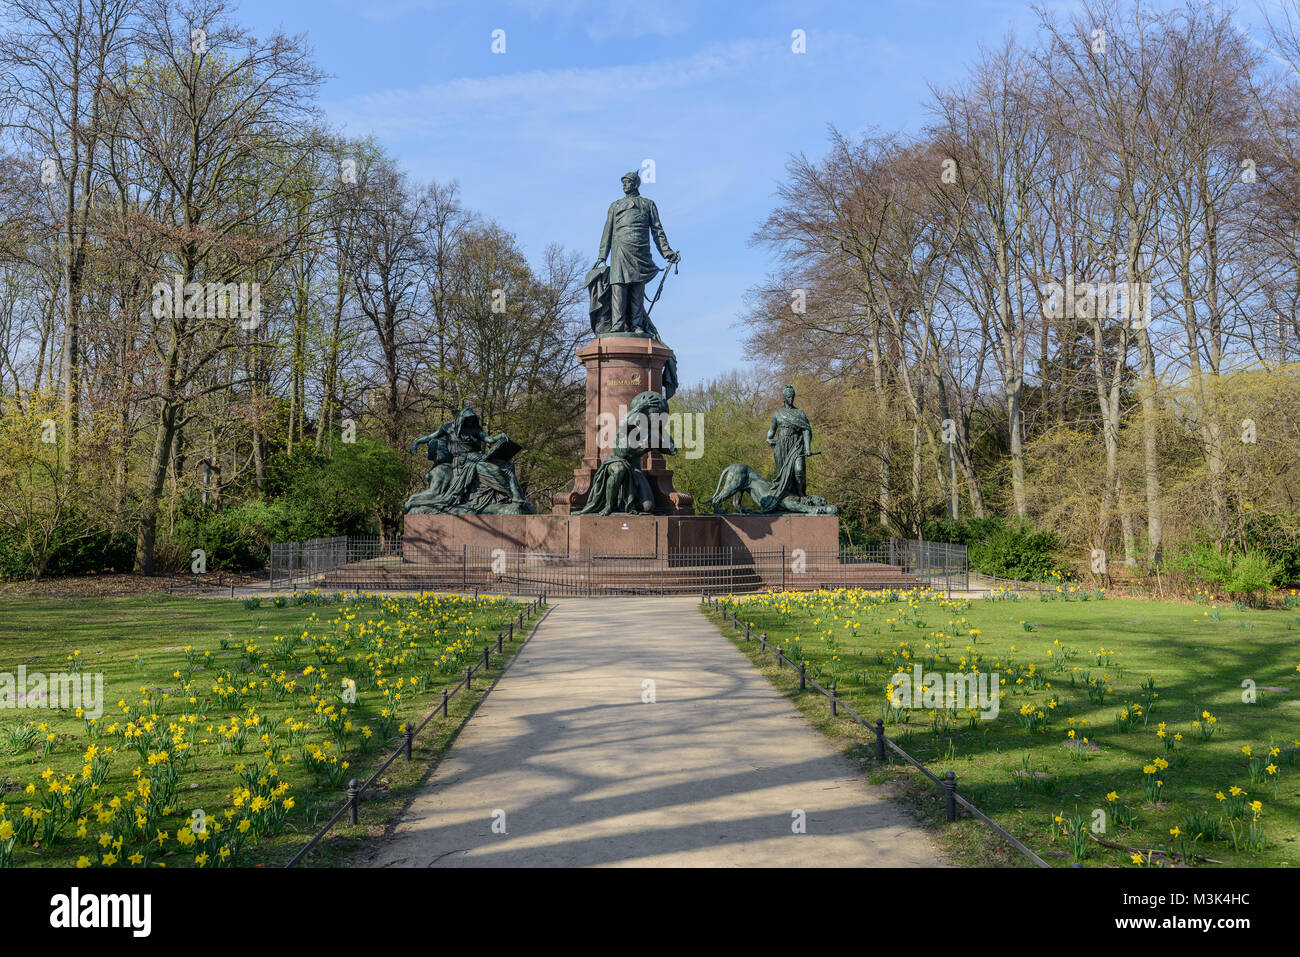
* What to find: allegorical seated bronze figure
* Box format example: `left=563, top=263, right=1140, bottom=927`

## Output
left=577, top=390, right=675, bottom=515
left=707, top=384, right=837, bottom=516
left=404, top=407, right=533, bottom=515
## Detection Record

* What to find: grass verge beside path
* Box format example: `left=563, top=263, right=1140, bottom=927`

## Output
left=0, top=591, right=544, bottom=868
left=706, top=589, right=1300, bottom=868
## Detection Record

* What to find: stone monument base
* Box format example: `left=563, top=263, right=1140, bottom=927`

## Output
left=313, top=514, right=919, bottom=593
left=402, top=512, right=840, bottom=558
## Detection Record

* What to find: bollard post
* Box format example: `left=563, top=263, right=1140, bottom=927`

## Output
left=482, top=646, right=490, bottom=670
left=441, top=688, right=449, bottom=717
left=465, top=666, right=473, bottom=690
left=347, top=779, right=360, bottom=825
left=497, top=632, right=504, bottom=653
left=944, top=770, right=957, bottom=822
left=830, top=683, right=838, bottom=716
left=799, top=660, right=806, bottom=691
left=403, top=723, right=414, bottom=760
left=875, top=719, right=886, bottom=762
left=745, top=623, right=750, bottom=641
left=775, top=645, right=782, bottom=668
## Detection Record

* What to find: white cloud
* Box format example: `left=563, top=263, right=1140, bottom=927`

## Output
left=324, top=39, right=767, bottom=138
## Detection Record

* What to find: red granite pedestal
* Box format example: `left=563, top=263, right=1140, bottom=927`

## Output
left=401, top=512, right=841, bottom=559
left=551, top=335, right=693, bottom=515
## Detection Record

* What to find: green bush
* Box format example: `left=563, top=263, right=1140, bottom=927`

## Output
left=1166, top=543, right=1280, bottom=604
left=175, top=499, right=294, bottom=572
left=924, top=516, right=1008, bottom=547
left=263, top=439, right=409, bottom=538
left=0, top=521, right=134, bottom=581
left=171, top=439, right=410, bottom=572
left=968, top=523, right=1060, bottom=580
left=1242, top=515, right=1300, bottom=585
left=1166, top=542, right=1234, bottom=587
left=1224, top=551, right=1280, bottom=604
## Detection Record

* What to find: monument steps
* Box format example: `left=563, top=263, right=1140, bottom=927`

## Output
left=311, top=555, right=918, bottom=596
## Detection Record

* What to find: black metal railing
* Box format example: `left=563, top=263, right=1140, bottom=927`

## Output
left=284, top=595, right=549, bottom=867
left=707, top=594, right=1050, bottom=868
left=268, top=536, right=968, bottom=597
left=269, top=536, right=351, bottom=588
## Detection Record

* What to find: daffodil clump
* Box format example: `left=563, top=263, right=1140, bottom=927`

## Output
left=712, top=587, right=1297, bottom=867
left=0, top=592, right=523, bottom=868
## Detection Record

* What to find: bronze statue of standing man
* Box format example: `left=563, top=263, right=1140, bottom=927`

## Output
left=593, top=170, right=680, bottom=334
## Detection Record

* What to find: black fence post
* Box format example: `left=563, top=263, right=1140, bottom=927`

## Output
left=799, top=660, right=806, bottom=691
left=875, top=719, right=886, bottom=762
left=496, top=632, right=504, bottom=653
left=775, top=645, right=783, bottom=668
left=403, top=723, right=414, bottom=760
left=508, top=622, right=514, bottom=642
left=829, top=683, right=838, bottom=716
left=482, top=646, right=491, bottom=670
left=441, top=688, right=449, bottom=717
left=465, top=666, right=473, bottom=690
left=944, top=770, right=957, bottom=822
left=347, top=779, right=360, bottom=825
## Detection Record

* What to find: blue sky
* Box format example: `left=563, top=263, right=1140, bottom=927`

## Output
left=235, top=0, right=1275, bottom=388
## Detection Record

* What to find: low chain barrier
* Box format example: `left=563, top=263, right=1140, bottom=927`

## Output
left=284, top=594, right=549, bottom=867
left=166, top=572, right=257, bottom=597
left=706, top=594, right=1051, bottom=868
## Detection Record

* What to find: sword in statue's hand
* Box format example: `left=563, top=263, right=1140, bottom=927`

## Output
left=645, top=251, right=680, bottom=318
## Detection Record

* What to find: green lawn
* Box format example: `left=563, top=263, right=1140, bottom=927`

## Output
left=0, top=591, right=542, bottom=868
left=708, top=588, right=1300, bottom=867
